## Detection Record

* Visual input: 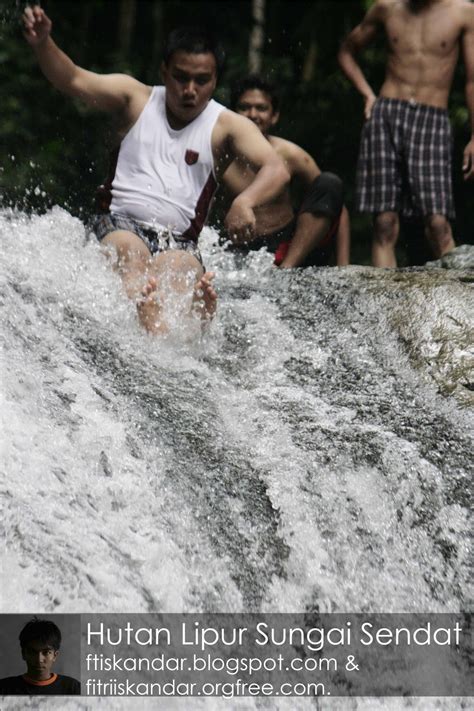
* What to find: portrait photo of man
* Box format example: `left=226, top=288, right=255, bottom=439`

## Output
left=0, top=616, right=80, bottom=696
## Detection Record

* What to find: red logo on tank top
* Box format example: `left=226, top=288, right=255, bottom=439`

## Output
left=185, top=149, right=199, bottom=165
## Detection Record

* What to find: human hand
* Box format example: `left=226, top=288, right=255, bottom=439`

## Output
left=364, top=93, right=377, bottom=120
left=23, top=5, right=52, bottom=46
left=224, top=198, right=256, bottom=244
left=462, top=139, right=474, bottom=181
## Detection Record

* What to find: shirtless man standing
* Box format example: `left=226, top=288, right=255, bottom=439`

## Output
left=338, top=0, right=474, bottom=267
left=23, top=7, right=289, bottom=334
left=220, top=76, right=351, bottom=267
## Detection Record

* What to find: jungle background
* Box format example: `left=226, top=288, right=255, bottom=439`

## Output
left=1, top=0, right=473, bottom=264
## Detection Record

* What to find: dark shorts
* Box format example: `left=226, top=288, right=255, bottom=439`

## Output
left=91, top=212, right=203, bottom=264
left=222, top=172, right=343, bottom=267
left=270, top=216, right=340, bottom=267
left=356, top=97, right=455, bottom=219
left=227, top=216, right=339, bottom=267
left=299, top=171, right=343, bottom=222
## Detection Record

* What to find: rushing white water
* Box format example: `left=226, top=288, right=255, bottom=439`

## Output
left=1, top=207, right=472, bottom=710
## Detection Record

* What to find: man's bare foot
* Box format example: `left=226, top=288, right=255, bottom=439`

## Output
left=136, top=276, right=166, bottom=334
left=136, top=272, right=216, bottom=335
left=193, top=271, right=217, bottom=322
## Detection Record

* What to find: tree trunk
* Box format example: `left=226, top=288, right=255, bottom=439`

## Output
left=116, top=0, right=137, bottom=61
left=148, top=1, right=164, bottom=84
left=302, top=38, right=318, bottom=84
left=248, top=0, right=266, bottom=74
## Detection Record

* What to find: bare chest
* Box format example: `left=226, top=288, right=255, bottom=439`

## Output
left=222, top=159, right=257, bottom=195
left=385, top=4, right=462, bottom=58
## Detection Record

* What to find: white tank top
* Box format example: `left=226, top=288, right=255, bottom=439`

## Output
left=110, top=86, right=225, bottom=239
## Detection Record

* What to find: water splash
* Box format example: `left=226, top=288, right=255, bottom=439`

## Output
left=1, top=207, right=472, bottom=710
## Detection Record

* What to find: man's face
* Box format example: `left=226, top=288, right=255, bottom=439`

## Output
left=235, top=89, right=279, bottom=135
left=162, top=51, right=217, bottom=127
left=22, top=640, right=58, bottom=680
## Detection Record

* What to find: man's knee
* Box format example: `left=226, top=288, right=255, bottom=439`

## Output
left=300, top=172, right=344, bottom=219
left=374, top=212, right=399, bottom=245
left=424, top=214, right=453, bottom=254
left=425, top=214, right=450, bottom=237
left=101, top=230, right=150, bottom=264
left=153, top=249, right=203, bottom=280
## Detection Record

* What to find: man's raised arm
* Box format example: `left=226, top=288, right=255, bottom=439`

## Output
left=338, top=1, right=385, bottom=120
left=23, top=5, right=145, bottom=113
left=216, top=112, right=290, bottom=243
left=462, top=2, right=474, bottom=181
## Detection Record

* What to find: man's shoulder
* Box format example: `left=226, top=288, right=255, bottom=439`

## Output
left=215, top=108, right=246, bottom=128
left=213, top=109, right=262, bottom=144
left=268, top=135, right=301, bottom=156
left=0, top=675, right=22, bottom=684
left=368, top=0, right=400, bottom=19
left=55, top=674, right=81, bottom=693
left=379, top=0, right=469, bottom=24
left=432, top=0, right=474, bottom=30
left=459, top=0, right=474, bottom=26
left=268, top=136, right=309, bottom=165
left=374, top=0, right=399, bottom=9
left=0, top=675, right=26, bottom=693
left=438, top=0, right=473, bottom=16
left=268, top=135, right=319, bottom=179
left=102, top=74, right=152, bottom=100
left=0, top=673, right=81, bottom=695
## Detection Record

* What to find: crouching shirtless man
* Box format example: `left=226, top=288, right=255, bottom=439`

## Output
left=23, top=8, right=289, bottom=333
left=219, top=75, right=351, bottom=267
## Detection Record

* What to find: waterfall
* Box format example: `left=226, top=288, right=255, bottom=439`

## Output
left=1, top=207, right=472, bottom=710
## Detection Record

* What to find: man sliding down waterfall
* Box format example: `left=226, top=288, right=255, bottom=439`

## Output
left=23, top=6, right=289, bottom=335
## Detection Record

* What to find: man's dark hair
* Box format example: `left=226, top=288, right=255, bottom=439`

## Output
left=230, top=74, right=280, bottom=113
left=163, top=27, right=226, bottom=76
left=19, top=618, right=61, bottom=651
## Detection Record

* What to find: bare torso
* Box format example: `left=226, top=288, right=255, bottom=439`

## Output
left=221, top=135, right=305, bottom=235
left=380, top=0, right=467, bottom=107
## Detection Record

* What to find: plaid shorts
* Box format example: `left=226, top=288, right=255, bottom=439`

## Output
left=356, top=97, right=455, bottom=219
left=91, top=212, right=203, bottom=264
